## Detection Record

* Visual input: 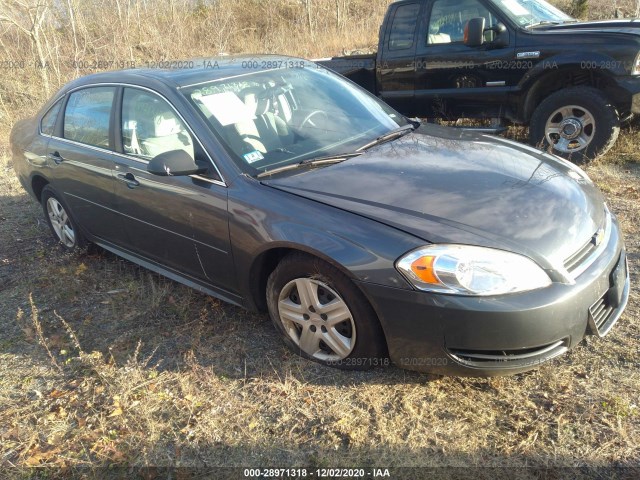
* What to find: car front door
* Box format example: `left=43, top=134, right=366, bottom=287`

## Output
left=46, top=86, right=120, bottom=242
left=112, top=86, right=236, bottom=296
left=414, top=0, right=517, bottom=119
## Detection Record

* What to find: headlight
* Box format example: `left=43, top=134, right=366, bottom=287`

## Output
left=396, top=245, right=552, bottom=296
left=633, top=51, right=640, bottom=75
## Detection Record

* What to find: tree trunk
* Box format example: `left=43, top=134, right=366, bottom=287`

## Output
left=306, top=0, right=314, bottom=38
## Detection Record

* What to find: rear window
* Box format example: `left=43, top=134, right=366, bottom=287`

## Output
left=63, top=87, right=116, bottom=149
left=40, top=99, right=63, bottom=136
left=388, top=3, right=421, bottom=51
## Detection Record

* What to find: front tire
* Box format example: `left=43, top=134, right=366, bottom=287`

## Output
left=266, top=253, right=386, bottom=370
left=41, top=185, right=86, bottom=253
left=529, top=86, right=620, bottom=164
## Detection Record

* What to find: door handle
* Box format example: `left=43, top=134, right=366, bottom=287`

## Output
left=47, top=152, right=64, bottom=164
left=117, top=172, right=140, bottom=189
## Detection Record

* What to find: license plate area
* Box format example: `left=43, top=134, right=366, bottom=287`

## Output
left=608, top=252, right=627, bottom=308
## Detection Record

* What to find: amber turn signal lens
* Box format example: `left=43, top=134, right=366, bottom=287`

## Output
left=410, top=256, right=441, bottom=285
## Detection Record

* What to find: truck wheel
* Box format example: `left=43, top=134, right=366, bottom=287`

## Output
left=529, top=87, right=619, bottom=164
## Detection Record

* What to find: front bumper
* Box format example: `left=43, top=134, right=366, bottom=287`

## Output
left=612, top=75, right=640, bottom=114
left=358, top=215, right=629, bottom=376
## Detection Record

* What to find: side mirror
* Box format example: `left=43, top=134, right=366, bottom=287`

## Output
left=488, top=23, right=509, bottom=48
left=491, top=23, right=507, bottom=35
left=147, top=149, right=200, bottom=176
left=464, top=17, right=485, bottom=47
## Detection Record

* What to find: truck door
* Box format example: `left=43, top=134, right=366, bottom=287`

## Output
left=414, top=0, right=517, bottom=119
left=377, top=2, right=422, bottom=116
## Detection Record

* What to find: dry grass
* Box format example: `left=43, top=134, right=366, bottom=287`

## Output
left=1, top=150, right=639, bottom=478
left=1, top=0, right=640, bottom=478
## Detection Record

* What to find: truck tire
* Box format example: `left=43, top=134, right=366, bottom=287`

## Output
left=529, top=86, right=620, bottom=164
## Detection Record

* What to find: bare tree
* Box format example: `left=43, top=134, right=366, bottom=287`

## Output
left=304, top=0, right=314, bottom=38
left=0, top=0, right=51, bottom=94
left=335, top=0, right=350, bottom=31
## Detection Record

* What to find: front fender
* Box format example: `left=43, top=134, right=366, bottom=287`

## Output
left=520, top=52, right=628, bottom=89
left=228, top=182, right=425, bottom=309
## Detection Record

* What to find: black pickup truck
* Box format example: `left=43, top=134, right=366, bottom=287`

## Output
left=319, top=0, right=640, bottom=162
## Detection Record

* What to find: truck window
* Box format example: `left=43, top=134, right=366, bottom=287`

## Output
left=427, top=0, right=497, bottom=45
left=388, top=3, right=421, bottom=51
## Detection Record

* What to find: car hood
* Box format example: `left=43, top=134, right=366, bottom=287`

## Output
left=531, top=19, right=640, bottom=35
left=261, top=125, right=606, bottom=270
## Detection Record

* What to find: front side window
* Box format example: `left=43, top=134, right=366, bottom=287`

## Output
left=427, top=0, right=498, bottom=44
left=121, top=88, right=194, bottom=160
left=183, top=66, right=407, bottom=176
left=41, top=99, right=63, bottom=136
left=389, top=3, right=421, bottom=50
left=63, top=87, right=115, bottom=149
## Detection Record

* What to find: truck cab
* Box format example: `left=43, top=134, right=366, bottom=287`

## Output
left=320, top=0, right=640, bottom=162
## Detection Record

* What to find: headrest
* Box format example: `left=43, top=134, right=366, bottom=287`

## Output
left=153, top=113, right=181, bottom=137
left=240, top=87, right=270, bottom=116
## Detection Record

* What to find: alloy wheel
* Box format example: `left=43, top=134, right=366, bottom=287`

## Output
left=277, top=278, right=356, bottom=361
left=46, top=197, right=75, bottom=248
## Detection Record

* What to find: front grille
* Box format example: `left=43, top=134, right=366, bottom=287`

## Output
left=562, top=210, right=609, bottom=277
left=588, top=252, right=628, bottom=337
left=564, top=238, right=596, bottom=272
left=448, top=339, right=568, bottom=368
left=589, top=294, right=614, bottom=332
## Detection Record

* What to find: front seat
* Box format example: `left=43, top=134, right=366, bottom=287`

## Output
left=135, top=100, right=194, bottom=159
left=234, top=87, right=293, bottom=154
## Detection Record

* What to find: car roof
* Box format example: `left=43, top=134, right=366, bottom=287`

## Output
left=66, top=54, right=308, bottom=91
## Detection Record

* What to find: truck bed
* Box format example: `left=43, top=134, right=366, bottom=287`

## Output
left=316, top=54, right=376, bottom=94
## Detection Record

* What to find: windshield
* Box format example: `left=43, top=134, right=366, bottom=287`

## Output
left=491, top=0, right=573, bottom=27
left=182, top=66, right=407, bottom=176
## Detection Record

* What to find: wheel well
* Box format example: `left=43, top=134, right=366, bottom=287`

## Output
left=249, top=248, right=291, bottom=312
left=248, top=246, right=390, bottom=356
left=523, top=68, right=618, bottom=122
left=248, top=247, right=368, bottom=313
left=31, top=175, right=49, bottom=202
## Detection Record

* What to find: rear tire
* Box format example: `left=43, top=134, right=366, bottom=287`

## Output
left=529, top=86, right=620, bottom=164
left=41, top=185, right=87, bottom=253
left=266, top=253, right=386, bottom=370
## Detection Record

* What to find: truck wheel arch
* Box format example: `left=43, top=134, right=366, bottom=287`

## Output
left=521, top=65, right=618, bottom=123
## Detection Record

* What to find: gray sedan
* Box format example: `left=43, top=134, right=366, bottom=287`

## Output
left=10, top=56, right=630, bottom=376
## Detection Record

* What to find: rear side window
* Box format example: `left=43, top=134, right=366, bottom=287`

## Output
left=40, top=99, right=63, bottom=136
left=388, top=3, right=421, bottom=51
left=64, top=87, right=116, bottom=149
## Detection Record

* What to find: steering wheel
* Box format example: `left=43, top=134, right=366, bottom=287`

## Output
left=300, top=110, right=329, bottom=129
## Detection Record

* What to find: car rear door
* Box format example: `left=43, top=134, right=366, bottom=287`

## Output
left=46, top=86, right=120, bottom=242
left=111, top=86, right=236, bottom=295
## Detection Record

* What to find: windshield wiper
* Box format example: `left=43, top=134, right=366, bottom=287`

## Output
left=256, top=152, right=363, bottom=179
left=356, top=124, right=417, bottom=152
